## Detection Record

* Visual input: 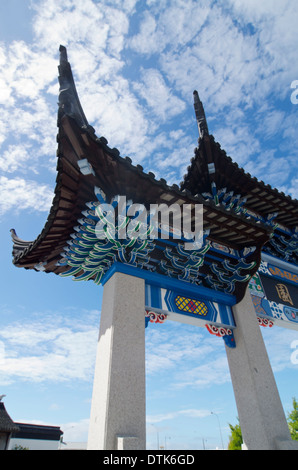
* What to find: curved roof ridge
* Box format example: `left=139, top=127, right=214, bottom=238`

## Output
left=58, top=45, right=94, bottom=133
left=209, top=135, right=298, bottom=203
left=181, top=133, right=298, bottom=213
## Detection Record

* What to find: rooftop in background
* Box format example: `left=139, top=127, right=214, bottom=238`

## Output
left=12, top=422, right=63, bottom=441
left=0, top=402, right=19, bottom=434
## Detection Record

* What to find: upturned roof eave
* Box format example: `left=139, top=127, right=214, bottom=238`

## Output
left=181, top=134, right=298, bottom=228
left=11, top=113, right=273, bottom=272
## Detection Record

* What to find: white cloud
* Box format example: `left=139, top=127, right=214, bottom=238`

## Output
left=245, top=155, right=291, bottom=188
left=61, top=418, right=90, bottom=443
left=145, top=324, right=228, bottom=390
left=0, top=77, right=14, bottom=106
left=281, top=178, right=298, bottom=200
left=226, top=0, right=298, bottom=96
left=0, top=39, right=58, bottom=179
left=147, top=408, right=210, bottom=424
left=160, top=11, right=261, bottom=107
left=133, top=68, right=186, bottom=121
left=0, top=145, right=32, bottom=173
left=129, top=12, right=159, bottom=54
left=174, top=356, right=231, bottom=389
left=31, top=0, right=131, bottom=59
left=146, top=322, right=298, bottom=394
left=0, top=176, right=54, bottom=215
left=77, top=76, right=153, bottom=163
left=1, top=41, right=57, bottom=101
left=0, top=311, right=99, bottom=385
left=128, top=1, right=210, bottom=55
left=261, top=327, right=298, bottom=374
left=32, top=0, right=107, bottom=53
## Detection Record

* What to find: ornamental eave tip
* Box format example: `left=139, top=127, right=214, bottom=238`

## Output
left=59, top=45, right=68, bottom=62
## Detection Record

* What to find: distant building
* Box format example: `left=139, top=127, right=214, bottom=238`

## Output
left=9, top=423, right=63, bottom=450
left=0, top=400, right=63, bottom=451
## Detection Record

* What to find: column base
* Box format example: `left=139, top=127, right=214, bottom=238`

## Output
left=117, top=436, right=140, bottom=450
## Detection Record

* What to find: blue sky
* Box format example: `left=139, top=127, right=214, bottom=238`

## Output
left=0, top=0, right=298, bottom=449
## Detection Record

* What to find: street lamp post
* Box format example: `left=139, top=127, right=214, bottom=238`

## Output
left=151, top=425, right=159, bottom=450
left=165, top=436, right=171, bottom=450
left=211, top=411, right=224, bottom=450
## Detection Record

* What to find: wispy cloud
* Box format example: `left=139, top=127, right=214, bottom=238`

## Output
left=0, top=309, right=99, bottom=384
left=132, top=68, right=186, bottom=121
left=261, top=327, right=298, bottom=374
left=147, top=408, right=210, bottom=424
left=146, top=319, right=298, bottom=393
left=60, top=418, right=90, bottom=443
left=1, top=0, right=297, bottom=219
left=146, top=323, right=229, bottom=390
left=0, top=176, right=53, bottom=216
left=0, top=145, right=32, bottom=173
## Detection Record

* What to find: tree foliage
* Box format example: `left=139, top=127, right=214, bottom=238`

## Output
left=228, top=397, right=298, bottom=449
left=287, top=397, right=298, bottom=441
left=12, top=444, right=29, bottom=450
left=227, top=419, right=243, bottom=450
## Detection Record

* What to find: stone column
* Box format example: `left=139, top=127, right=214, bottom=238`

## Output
left=225, top=289, right=298, bottom=450
left=87, top=272, right=146, bottom=450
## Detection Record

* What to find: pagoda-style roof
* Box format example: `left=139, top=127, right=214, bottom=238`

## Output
left=10, top=46, right=298, bottom=303
left=182, top=91, right=298, bottom=264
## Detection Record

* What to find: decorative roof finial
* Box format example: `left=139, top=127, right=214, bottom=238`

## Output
left=59, top=44, right=68, bottom=64
left=193, top=90, right=209, bottom=139
left=57, top=45, right=93, bottom=132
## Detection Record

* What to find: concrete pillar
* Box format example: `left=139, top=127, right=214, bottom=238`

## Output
left=87, top=272, right=146, bottom=450
left=226, top=289, right=298, bottom=450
